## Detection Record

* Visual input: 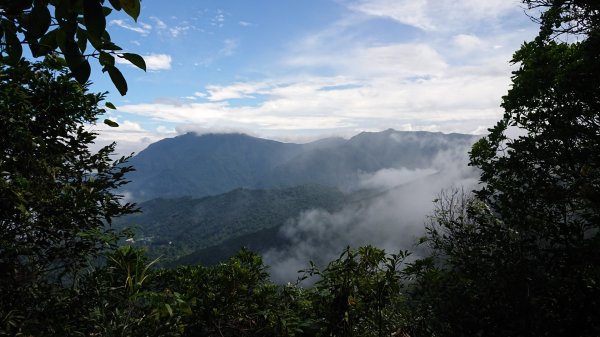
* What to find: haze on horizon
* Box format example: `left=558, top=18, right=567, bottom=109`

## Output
left=87, top=0, right=539, bottom=155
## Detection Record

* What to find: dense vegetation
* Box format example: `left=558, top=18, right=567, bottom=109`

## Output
left=116, top=184, right=349, bottom=265
left=1, top=0, right=599, bottom=336
left=0, top=0, right=145, bottom=93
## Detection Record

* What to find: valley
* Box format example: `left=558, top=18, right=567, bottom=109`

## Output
left=116, top=129, right=478, bottom=273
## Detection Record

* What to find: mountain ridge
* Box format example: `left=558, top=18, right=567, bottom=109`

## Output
left=123, top=129, right=478, bottom=201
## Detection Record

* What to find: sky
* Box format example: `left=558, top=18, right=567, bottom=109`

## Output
left=89, top=0, right=539, bottom=155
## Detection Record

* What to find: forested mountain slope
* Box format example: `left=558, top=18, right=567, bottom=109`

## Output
left=123, top=129, right=477, bottom=201
left=115, top=184, right=348, bottom=264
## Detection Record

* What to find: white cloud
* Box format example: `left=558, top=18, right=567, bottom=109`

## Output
left=149, top=15, right=193, bottom=38
left=116, top=53, right=172, bottom=71
left=143, top=54, right=173, bottom=71
left=169, top=25, right=190, bottom=38
left=264, top=150, right=480, bottom=282
left=350, top=0, right=434, bottom=30
left=358, top=168, right=438, bottom=190
left=156, top=125, right=176, bottom=134
left=205, top=81, right=269, bottom=101
left=90, top=119, right=177, bottom=155
left=219, top=39, right=239, bottom=56
left=212, top=9, right=226, bottom=27
left=453, top=34, right=486, bottom=50
left=109, top=19, right=152, bottom=35
left=150, top=16, right=167, bottom=29
left=353, top=43, right=447, bottom=77
left=114, top=66, right=510, bottom=135
left=105, top=0, right=538, bottom=150
left=348, top=0, right=521, bottom=31
left=287, top=42, right=448, bottom=79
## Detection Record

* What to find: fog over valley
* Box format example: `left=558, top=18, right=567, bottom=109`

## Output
left=264, top=149, right=478, bottom=282
left=115, top=129, right=479, bottom=281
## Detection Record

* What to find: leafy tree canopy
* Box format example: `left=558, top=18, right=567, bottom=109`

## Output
left=523, top=0, right=600, bottom=38
left=0, top=58, right=137, bottom=334
left=408, top=1, right=600, bottom=336
left=0, top=0, right=146, bottom=95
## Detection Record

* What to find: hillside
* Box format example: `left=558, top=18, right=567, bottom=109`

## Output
left=116, top=184, right=348, bottom=264
left=117, top=129, right=479, bottom=265
left=122, top=129, right=477, bottom=201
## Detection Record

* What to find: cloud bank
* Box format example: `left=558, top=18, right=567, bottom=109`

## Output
left=264, top=147, right=479, bottom=283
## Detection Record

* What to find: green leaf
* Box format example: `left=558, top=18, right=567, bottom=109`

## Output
left=76, top=28, right=88, bottom=53
left=119, top=0, right=141, bottom=21
left=83, top=0, right=106, bottom=39
left=164, top=303, right=173, bottom=317
left=106, top=65, right=128, bottom=95
left=179, top=301, right=193, bottom=315
left=56, top=29, right=67, bottom=51
left=54, top=0, right=70, bottom=22
left=99, top=52, right=115, bottom=67
left=3, top=21, right=22, bottom=65
left=102, top=29, right=112, bottom=41
left=105, top=102, right=117, bottom=109
left=61, top=37, right=90, bottom=84
left=44, top=55, right=68, bottom=70
left=104, top=119, right=119, bottom=127
left=57, top=9, right=78, bottom=36
left=102, top=6, right=113, bottom=16
left=86, top=36, right=100, bottom=52
left=108, top=0, right=122, bottom=10
left=101, top=41, right=123, bottom=51
left=72, top=59, right=91, bottom=84
left=5, top=43, right=23, bottom=66
left=119, top=53, right=146, bottom=71
left=27, top=0, right=51, bottom=39
left=17, top=204, right=29, bottom=216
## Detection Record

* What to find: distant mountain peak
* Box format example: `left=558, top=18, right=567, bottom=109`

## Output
left=123, top=130, right=477, bottom=201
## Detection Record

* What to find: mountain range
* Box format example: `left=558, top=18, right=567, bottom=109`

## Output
left=116, top=129, right=479, bottom=266
left=122, top=129, right=477, bottom=201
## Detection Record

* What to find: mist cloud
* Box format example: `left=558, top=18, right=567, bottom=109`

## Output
left=264, top=148, right=479, bottom=283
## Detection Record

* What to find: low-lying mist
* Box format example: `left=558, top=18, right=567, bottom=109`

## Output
left=263, top=148, right=479, bottom=283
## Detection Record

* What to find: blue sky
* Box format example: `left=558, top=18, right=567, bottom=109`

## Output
left=90, top=0, right=539, bottom=154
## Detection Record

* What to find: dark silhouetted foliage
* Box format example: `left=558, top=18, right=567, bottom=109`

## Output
left=0, top=58, right=136, bottom=336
